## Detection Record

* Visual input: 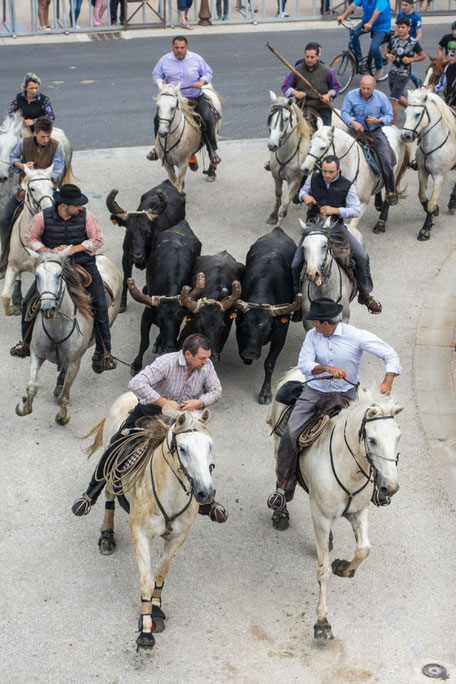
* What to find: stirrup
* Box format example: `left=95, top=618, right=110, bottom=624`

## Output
left=209, top=152, right=221, bottom=165
left=267, top=488, right=287, bottom=511
left=10, top=341, right=30, bottom=358
left=198, top=500, right=228, bottom=523
left=146, top=150, right=158, bottom=161
left=71, top=493, right=94, bottom=516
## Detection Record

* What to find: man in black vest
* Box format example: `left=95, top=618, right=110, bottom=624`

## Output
left=292, top=155, right=382, bottom=315
left=9, top=184, right=116, bottom=373
left=281, top=42, right=341, bottom=126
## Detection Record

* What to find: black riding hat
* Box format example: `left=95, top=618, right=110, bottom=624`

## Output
left=53, top=184, right=88, bottom=206
left=303, top=297, right=343, bottom=321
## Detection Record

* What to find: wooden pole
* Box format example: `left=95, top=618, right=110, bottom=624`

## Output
left=265, top=42, right=345, bottom=124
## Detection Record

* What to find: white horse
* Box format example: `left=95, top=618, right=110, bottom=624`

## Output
left=82, top=393, right=215, bottom=651
left=298, top=217, right=357, bottom=324
left=301, top=124, right=411, bottom=234
left=15, top=251, right=122, bottom=425
left=0, top=112, right=23, bottom=215
left=267, top=376, right=402, bottom=641
left=155, top=83, right=222, bottom=193
left=266, top=92, right=314, bottom=226
left=1, top=166, right=55, bottom=315
left=401, top=89, right=456, bottom=239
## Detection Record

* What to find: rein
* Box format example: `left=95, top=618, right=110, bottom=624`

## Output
left=24, top=176, right=54, bottom=214
left=302, top=228, right=343, bottom=304
left=269, top=105, right=302, bottom=180
left=403, top=103, right=448, bottom=173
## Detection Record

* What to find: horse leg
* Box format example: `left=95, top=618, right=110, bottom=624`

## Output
left=332, top=507, right=370, bottom=578
left=258, top=327, right=287, bottom=405
left=12, top=277, right=22, bottom=314
left=277, top=177, right=301, bottom=226
left=131, top=306, right=155, bottom=375
left=120, top=239, right=133, bottom=313
left=130, top=522, right=156, bottom=651
left=418, top=172, right=443, bottom=241
left=311, top=508, right=334, bottom=640
left=16, top=353, right=45, bottom=416
left=1, top=264, right=20, bottom=315
left=448, top=182, right=456, bottom=215
left=374, top=191, right=383, bottom=212
left=98, top=492, right=116, bottom=555
left=55, top=358, right=81, bottom=425
left=267, top=177, right=282, bottom=225
left=373, top=200, right=390, bottom=234
left=163, top=162, right=178, bottom=192
left=174, top=163, right=188, bottom=194
left=150, top=529, right=192, bottom=633
left=54, top=367, right=66, bottom=398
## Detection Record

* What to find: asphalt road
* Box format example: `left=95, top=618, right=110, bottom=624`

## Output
left=0, top=23, right=449, bottom=149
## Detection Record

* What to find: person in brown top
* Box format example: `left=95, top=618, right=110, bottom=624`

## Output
left=0, top=116, right=64, bottom=278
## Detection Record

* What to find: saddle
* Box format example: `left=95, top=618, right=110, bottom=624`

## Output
left=75, top=265, right=115, bottom=309
left=355, top=131, right=397, bottom=190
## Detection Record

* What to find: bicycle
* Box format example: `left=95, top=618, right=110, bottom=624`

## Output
left=330, top=17, right=392, bottom=94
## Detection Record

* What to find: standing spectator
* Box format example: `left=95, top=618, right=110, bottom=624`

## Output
left=38, top=0, right=52, bottom=29
left=438, top=21, right=456, bottom=58
left=386, top=16, right=425, bottom=124
left=418, top=0, right=431, bottom=11
left=276, top=0, right=289, bottom=18
left=110, top=0, right=124, bottom=24
left=69, top=0, right=83, bottom=26
left=396, top=0, right=422, bottom=87
left=216, top=0, right=228, bottom=20
left=178, top=0, right=193, bottom=29
left=9, top=73, right=55, bottom=131
left=93, top=0, right=107, bottom=25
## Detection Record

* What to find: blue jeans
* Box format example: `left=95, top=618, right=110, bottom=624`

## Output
left=410, top=71, right=420, bottom=87
left=351, top=22, right=386, bottom=71
left=69, top=0, right=83, bottom=24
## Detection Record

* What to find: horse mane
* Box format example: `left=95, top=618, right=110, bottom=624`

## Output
left=409, top=88, right=456, bottom=144
left=292, top=102, right=312, bottom=142
left=33, top=254, right=93, bottom=319
left=301, top=216, right=351, bottom=263
left=156, top=84, right=202, bottom=133
left=0, top=111, right=23, bottom=137
left=338, top=386, right=402, bottom=423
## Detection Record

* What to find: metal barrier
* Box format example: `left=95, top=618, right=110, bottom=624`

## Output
left=1, top=0, right=455, bottom=37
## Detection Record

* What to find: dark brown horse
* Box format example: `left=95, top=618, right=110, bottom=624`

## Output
left=424, top=54, right=451, bottom=87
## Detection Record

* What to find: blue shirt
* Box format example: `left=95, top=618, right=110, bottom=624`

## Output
left=353, top=0, right=391, bottom=32
left=299, top=173, right=361, bottom=220
left=396, top=10, right=421, bottom=39
left=9, top=139, right=64, bottom=182
left=152, top=50, right=213, bottom=98
left=298, top=322, right=402, bottom=393
left=341, top=88, right=393, bottom=129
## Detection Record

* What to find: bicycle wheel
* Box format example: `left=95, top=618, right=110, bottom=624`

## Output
left=329, top=52, right=355, bottom=94
left=366, top=42, right=390, bottom=82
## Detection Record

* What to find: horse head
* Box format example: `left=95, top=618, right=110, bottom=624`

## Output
left=0, top=112, right=23, bottom=183
left=356, top=389, right=403, bottom=499
left=31, top=250, right=71, bottom=319
left=156, top=83, right=182, bottom=138
left=301, top=125, right=334, bottom=175
left=22, top=166, right=55, bottom=214
left=267, top=91, right=297, bottom=151
left=166, top=409, right=215, bottom=504
left=401, top=88, right=435, bottom=142
left=299, top=217, right=333, bottom=287
left=424, top=54, right=451, bottom=87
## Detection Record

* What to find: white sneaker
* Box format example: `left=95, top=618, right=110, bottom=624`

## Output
left=280, top=10, right=289, bottom=16
left=375, top=68, right=383, bottom=79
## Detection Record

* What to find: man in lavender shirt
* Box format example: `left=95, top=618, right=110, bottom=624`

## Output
left=147, top=36, right=221, bottom=166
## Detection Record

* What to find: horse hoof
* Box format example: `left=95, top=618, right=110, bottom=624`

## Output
left=189, top=162, right=198, bottom=172
left=418, top=229, right=431, bottom=241
left=15, top=401, right=29, bottom=417
left=98, top=529, right=116, bottom=555
left=266, top=216, right=277, bottom=226
left=54, top=384, right=63, bottom=398
left=206, top=174, right=216, bottom=183
left=119, top=302, right=127, bottom=314
left=136, top=631, right=155, bottom=652
left=314, top=619, right=334, bottom=640
left=449, top=206, right=455, bottom=216
left=373, top=220, right=385, bottom=234
left=433, top=205, right=439, bottom=217
left=272, top=508, right=289, bottom=531
left=13, top=307, right=21, bottom=316
left=55, top=412, right=70, bottom=425
left=258, top=393, right=271, bottom=405
left=152, top=606, right=166, bottom=633
left=332, top=558, right=355, bottom=578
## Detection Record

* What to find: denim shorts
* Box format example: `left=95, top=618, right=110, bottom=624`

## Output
left=388, top=71, right=409, bottom=101
left=177, top=0, right=193, bottom=10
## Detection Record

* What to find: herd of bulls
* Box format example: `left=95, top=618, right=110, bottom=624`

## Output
left=107, top=179, right=302, bottom=404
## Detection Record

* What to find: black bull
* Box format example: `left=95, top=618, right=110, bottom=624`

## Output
left=127, top=220, right=202, bottom=373
left=106, top=179, right=186, bottom=312
left=235, top=227, right=299, bottom=405
left=178, top=251, right=245, bottom=362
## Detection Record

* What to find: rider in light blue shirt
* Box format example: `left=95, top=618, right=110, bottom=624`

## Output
left=338, top=0, right=391, bottom=74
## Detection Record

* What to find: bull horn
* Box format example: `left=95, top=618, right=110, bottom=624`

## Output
left=271, top=293, right=304, bottom=316
left=221, top=280, right=242, bottom=311
left=127, top=278, right=154, bottom=306
left=179, top=285, right=199, bottom=312
left=234, top=299, right=251, bottom=313
left=106, top=189, right=129, bottom=221
left=188, top=272, right=205, bottom=300
left=145, top=189, right=168, bottom=221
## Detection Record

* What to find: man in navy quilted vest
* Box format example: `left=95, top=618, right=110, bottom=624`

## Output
left=9, top=184, right=116, bottom=373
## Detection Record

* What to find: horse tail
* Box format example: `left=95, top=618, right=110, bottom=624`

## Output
left=80, top=418, right=106, bottom=457
left=396, top=143, right=410, bottom=200
left=61, top=163, right=74, bottom=186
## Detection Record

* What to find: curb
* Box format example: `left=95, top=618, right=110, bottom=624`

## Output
left=415, top=245, right=456, bottom=505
